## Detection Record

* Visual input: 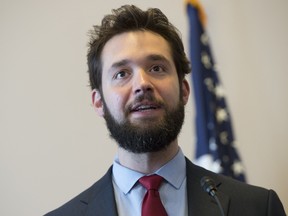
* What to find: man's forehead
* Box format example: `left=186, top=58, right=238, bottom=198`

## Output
left=101, top=31, right=173, bottom=70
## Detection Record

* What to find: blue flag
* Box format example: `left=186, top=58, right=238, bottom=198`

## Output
left=186, top=0, right=246, bottom=182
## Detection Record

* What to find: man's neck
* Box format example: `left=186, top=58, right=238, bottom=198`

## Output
left=117, top=141, right=179, bottom=174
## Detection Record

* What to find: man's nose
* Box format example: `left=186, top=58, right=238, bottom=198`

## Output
left=132, top=69, right=154, bottom=95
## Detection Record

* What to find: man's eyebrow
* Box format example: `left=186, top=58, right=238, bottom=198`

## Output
left=146, top=54, right=170, bottom=63
left=111, top=59, right=131, bottom=69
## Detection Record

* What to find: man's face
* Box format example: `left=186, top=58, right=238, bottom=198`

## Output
left=93, top=31, right=190, bottom=153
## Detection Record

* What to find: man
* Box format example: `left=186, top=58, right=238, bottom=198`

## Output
left=45, top=5, right=286, bottom=216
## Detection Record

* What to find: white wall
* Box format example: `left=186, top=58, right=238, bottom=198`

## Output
left=0, top=0, right=287, bottom=215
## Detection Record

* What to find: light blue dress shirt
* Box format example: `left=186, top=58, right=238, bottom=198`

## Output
left=112, top=148, right=188, bottom=216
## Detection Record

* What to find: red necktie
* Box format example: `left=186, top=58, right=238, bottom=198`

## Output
left=139, top=174, right=168, bottom=216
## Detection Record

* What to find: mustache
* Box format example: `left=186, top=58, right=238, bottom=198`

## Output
left=125, top=92, right=164, bottom=113
left=134, top=92, right=155, bottom=103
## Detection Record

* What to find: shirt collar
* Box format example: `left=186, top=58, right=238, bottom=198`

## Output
left=155, top=148, right=186, bottom=189
left=112, top=148, right=186, bottom=194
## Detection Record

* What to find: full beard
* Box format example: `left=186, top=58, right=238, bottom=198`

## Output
left=102, top=94, right=185, bottom=153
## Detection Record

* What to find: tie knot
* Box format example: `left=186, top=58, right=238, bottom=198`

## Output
left=139, top=174, right=164, bottom=190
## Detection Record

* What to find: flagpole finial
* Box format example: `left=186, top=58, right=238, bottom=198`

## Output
left=185, top=0, right=207, bottom=27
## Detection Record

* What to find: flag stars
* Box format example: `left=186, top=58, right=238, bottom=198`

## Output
left=216, top=108, right=228, bottom=122
left=200, top=33, right=209, bottom=46
left=204, top=79, right=225, bottom=98
left=204, top=78, right=214, bottom=91
left=232, top=161, right=245, bottom=176
left=215, top=84, right=225, bottom=99
left=209, top=138, right=217, bottom=151
left=201, top=51, right=212, bottom=69
left=220, top=131, right=228, bottom=144
left=213, top=64, right=219, bottom=72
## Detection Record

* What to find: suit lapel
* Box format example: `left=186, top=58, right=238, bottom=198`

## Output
left=80, top=167, right=118, bottom=216
left=186, top=158, right=230, bottom=216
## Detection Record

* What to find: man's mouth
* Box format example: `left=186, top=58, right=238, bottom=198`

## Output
left=130, top=103, right=161, bottom=112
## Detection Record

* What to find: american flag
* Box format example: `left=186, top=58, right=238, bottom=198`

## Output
left=186, top=0, right=246, bottom=182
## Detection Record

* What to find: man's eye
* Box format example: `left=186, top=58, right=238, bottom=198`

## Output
left=151, top=65, right=164, bottom=73
left=115, top=71, right=127, bottom=79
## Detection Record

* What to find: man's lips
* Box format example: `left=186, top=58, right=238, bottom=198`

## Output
left=130, top=102, right=161, bottom=112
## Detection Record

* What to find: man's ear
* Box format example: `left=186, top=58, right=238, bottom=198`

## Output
left=92, top=89, right=104, bottom=117
left=181, top=79, right=190, bottom=105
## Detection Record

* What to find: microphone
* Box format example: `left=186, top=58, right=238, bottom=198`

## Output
left=200, top=176, right=225, bottom=216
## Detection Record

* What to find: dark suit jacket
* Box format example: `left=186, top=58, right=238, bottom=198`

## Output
left=45, top=158, right=286, bottom=215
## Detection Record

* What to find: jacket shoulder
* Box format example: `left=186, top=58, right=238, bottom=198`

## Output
left=185, top=158, right=286, bottom=215
left=44, top=166, right=114, bottom=216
